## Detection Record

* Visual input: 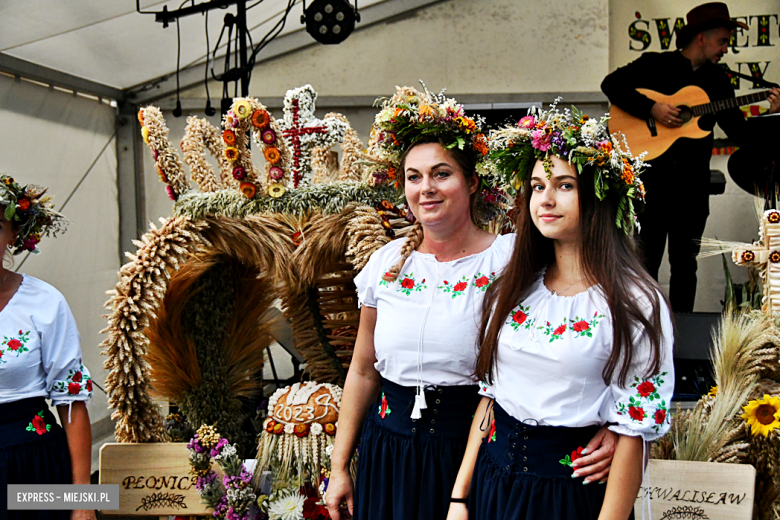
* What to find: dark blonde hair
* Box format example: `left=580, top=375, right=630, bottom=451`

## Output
left=382, top=137, right=480, bottom=282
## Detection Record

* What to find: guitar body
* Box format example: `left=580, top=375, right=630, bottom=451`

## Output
left=608, top=86, right=712, bottom=161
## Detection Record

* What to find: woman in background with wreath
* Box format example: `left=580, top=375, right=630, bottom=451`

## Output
left=325, top=88, right=618, bottom=520
left=0, top=175, right=95, bottom=520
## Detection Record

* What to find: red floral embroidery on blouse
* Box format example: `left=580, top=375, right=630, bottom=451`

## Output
left=636, top=381, right=656, bottom=397
left=628, top=405, right=646, bottom=422
left=553, top=324, right=567, bottom=336
left=401, top=278, right=414, bottom=289
left=453, top=281, right=468, bottom=292
left=654, top=409, right=666, bottom=425
left=7, top=339, right=21, bottom=350
left=572, top=320, right=589, bottom=332
left=474, top=276, right=490, bottom=288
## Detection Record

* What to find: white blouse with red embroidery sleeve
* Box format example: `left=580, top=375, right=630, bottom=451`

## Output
left=354, top=233, right=516, bottom=388
left=478, top=270, right=675, bottom=441
left=0, top=275, right=93, bottom=407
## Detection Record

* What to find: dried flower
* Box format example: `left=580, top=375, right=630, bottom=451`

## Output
left=264, top=147, right=281, bottom=164
left=251, top=109, right=270, bottom=129
left=224, top=147, right=240, bottom=162
left=239, top=182, right=257, bottom=199
left=222, top=129, right=237, bottom=146
left=268, top=183, right=286, bottom=198
left=262, top=129, right=277, bottom=145
left=232, top=166, right=246, bottom=181
left=269, top=166, right=284, bottom=181
left=234, top=100, right=252, bottom=120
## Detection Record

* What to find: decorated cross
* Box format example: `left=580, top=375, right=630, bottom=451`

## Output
left=731, top=209, right=780, bottom=314
left=278, top=85, right=348, bottom=188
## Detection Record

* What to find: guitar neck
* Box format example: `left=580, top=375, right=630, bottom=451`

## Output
left=692, top=91, right=770, bottom=116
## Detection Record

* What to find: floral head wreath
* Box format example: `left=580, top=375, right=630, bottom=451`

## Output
left=0, top=175, right=67, bottom=254
left=488, top=101, right=647, bottom=233
left=366, top=83, right=502, bottom=222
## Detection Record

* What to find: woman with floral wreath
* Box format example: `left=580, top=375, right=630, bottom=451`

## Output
left=325, top=88, right=618, bottom=520
left=0, top=175, right=95, bottom=520
left=446, top=106, right=675, bottom=520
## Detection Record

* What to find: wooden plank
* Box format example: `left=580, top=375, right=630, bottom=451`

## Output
left=633, top=460, right=755, bottom=519
left=99, top=443, right=218, bottom=516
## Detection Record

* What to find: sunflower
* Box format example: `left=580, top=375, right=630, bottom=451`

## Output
left=742, top=394, right=780, bottom=437
left=251, top=109, right=270, bottom=129
left=234, top=100, right=252, bottom=119
left=268, top=183, right=286, bottom=198
left=222, top=129, right=237, bottom=146
left=771, top=251, right=780, bottom=264
left=239, top=182, right=257, bottom=199
left=264, top=147, right=281, bottom=164
left=224, top=147, right=240, bottom=162
left=708, top=386, right=718, bottom=397
left=769, top=211, right=780, bottom=224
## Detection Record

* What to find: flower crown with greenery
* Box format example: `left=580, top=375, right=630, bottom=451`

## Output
left=0, top=175, right=67, bottom=255
left=487, top=102, right=647, bottom=233
left=366, top=84, right=503, bottom=221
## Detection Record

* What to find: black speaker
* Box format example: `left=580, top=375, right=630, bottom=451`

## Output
left=672, top=312, right=720, bottom=401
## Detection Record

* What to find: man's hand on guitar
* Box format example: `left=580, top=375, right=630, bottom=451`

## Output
left=651, top=102, right=683, bottom=128
left=769, top=88, right=780, bottom=114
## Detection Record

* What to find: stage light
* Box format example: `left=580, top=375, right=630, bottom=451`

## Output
left=302, top=0, right=359, bottom=45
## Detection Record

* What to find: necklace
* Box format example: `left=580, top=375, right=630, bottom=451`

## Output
left=550, top=277, right=584, bottom=296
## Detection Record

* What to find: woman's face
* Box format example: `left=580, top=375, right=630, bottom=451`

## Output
left=403, top=142, right=477, bottom=231
left=529, top=156, right=580, bottom=244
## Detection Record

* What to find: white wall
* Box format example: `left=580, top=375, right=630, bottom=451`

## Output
left=0, top=73, right=118, bottom=423
left=178, top=0, right=610, bottom=100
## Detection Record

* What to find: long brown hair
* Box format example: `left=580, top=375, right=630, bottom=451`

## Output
left=476, top=159, right=670, bottom=387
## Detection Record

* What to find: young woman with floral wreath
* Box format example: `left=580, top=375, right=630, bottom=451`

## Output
left=325, top=88, right=619, bottom=520
left=446, top=106, right=675, bottom=520
left=0, top=176, right=95, bottom=520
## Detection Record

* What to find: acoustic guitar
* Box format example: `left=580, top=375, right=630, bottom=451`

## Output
left=608, top=85, right=771, bottom=160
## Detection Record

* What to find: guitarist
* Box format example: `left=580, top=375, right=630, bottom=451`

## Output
left=601, top=2, right=780, bottom=312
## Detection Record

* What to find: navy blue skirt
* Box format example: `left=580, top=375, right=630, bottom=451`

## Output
left=470, top=402, right=634, bottom=520
left=0, top=397, right=72, bottom=520
left=353, top=378, right=481, bottom=520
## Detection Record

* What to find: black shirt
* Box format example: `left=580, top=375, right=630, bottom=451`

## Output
left=601, top=51, right=747, bottom=201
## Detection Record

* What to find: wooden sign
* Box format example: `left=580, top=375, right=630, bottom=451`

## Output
left=99, top=443, right=217, bottom=516
left=634, top=460, right=755, bottom=519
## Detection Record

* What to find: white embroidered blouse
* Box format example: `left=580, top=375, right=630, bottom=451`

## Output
left=0, top=275, right=93, bottom=407
left=479, top=271, right=675, bottom=441
left=354, top=233, right=516, bottom=388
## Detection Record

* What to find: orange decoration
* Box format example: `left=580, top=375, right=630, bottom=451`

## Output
left=240, top=182, right=257, bottom=199
left=264, top=147, right=281, bottom=164
left=222, top=129, right=237, bottom=146
left=251, top=109, right=271, bottom=129
left=137, top=110, right=144, bottom=125
left=294, top=424, right=310, bottom=438
left=156, top=166, right=168, bottom=183
left=17, top=198, right=30, bottom=211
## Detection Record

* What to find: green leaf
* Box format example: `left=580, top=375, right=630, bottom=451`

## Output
left=4, top=204, right=15, bottom=221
